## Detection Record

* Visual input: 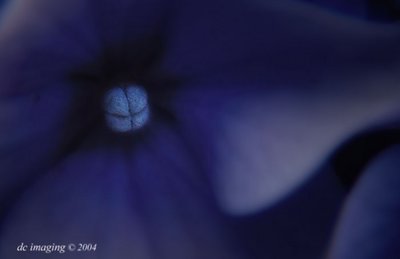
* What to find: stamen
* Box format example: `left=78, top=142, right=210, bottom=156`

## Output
left=103, top=85, right=149, bottom=133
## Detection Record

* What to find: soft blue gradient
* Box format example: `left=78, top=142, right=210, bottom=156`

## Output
left=0, top=0, right=399, bottom=258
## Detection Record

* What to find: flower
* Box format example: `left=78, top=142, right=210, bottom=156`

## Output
left=0, top=0, right=400, bottom=258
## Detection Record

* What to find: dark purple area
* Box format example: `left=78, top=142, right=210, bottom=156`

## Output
left=0, top=0, right=400, bottom=258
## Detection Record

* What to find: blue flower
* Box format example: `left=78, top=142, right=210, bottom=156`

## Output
left=1, top=0, right=400, bottom=258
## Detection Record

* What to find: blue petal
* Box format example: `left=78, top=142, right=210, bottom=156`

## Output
left=328, top=145, right=400, bottom=258
left=0, top=124, right=246, bottom=258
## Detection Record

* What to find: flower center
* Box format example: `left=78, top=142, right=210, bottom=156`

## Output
left=103, top=85, right=150, bottom=133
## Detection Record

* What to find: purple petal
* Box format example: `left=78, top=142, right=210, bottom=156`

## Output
left=328, top=144, right=400, bottom=258
left=159, top=0, right=400, bottom=213
left=0, top=124, right=246, bottom=258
